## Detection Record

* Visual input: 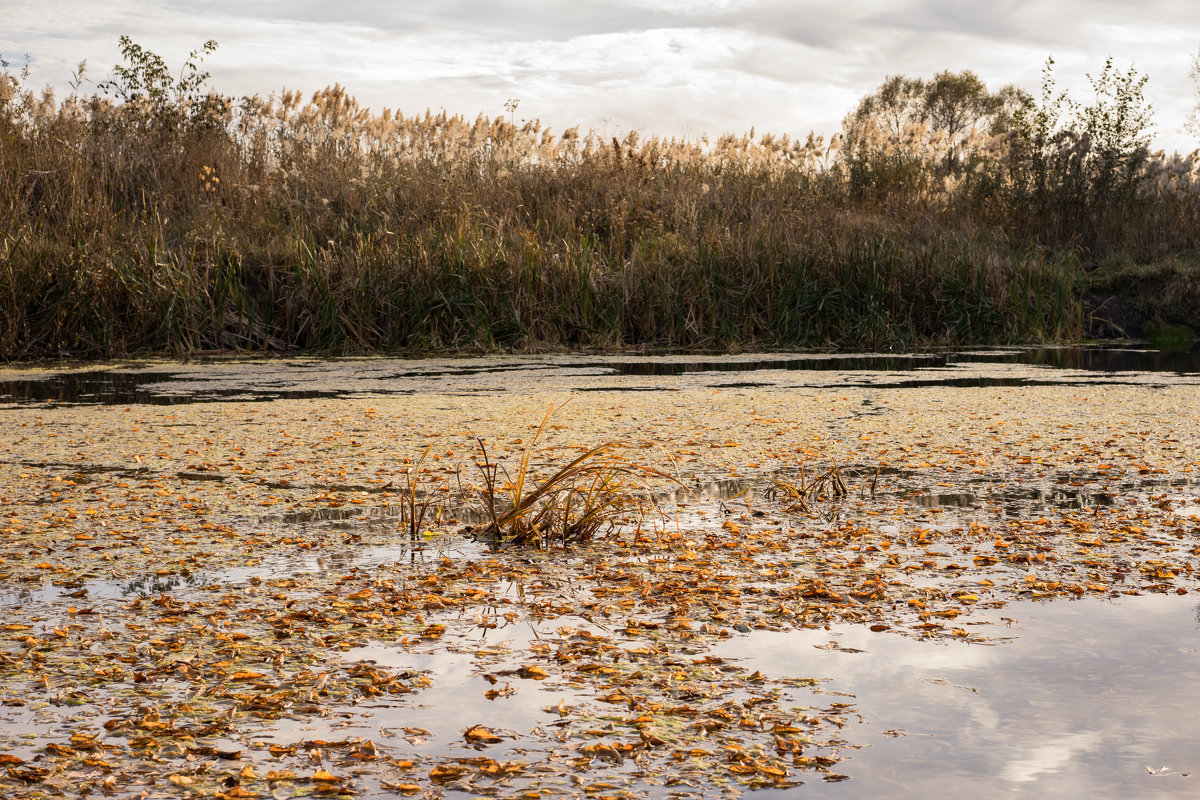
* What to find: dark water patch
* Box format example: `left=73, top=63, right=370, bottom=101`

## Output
left=838, top=378, right=1154, bottom=390
left=612, top=354, right=943, bottom=375
left=177, top=470, right=228, bottom=482
left=708, top=381, right=777, bottom=389
left=0, top=370, right=183, bottom=405
left=1000, top=345, right=1200, bottom=373
left=3, top=345, right=1200, bottom=406
left=0, top=369, right=393, bottom=406
left=610, top=344, right=1200, bottom=377
left=571, top=385, right=679, bottom=392
left=397, top=362, right=565, bottom=379
left=2, top=460, right=154, bottom=480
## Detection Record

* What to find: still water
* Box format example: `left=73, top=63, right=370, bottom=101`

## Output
left=2, top=345, right=1200, bottom=798
left=4, top=344, right=1200, bottom=406
left=716, top=594, right=1200, bottom=799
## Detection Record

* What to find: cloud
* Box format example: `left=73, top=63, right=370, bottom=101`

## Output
left=999, top=732, right=1104, bottom=784
left=4, top=0, right=1199, bottom=151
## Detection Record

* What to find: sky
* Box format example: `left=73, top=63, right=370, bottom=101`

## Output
left=5, top=1, right=1200, bottom=153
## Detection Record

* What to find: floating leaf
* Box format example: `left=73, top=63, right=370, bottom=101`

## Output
left=464, top=725, right=503, bottom=744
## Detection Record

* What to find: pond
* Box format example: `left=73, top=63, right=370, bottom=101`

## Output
left=1, top=345, right=1199, bottom=798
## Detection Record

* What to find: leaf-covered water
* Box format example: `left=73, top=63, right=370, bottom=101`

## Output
left=1, top=348, right=1199, bottom=798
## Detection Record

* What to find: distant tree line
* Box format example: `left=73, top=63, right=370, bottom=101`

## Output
left=839, top=59, right=1170, bottom=250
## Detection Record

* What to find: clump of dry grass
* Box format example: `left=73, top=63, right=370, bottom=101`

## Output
left=466, top=405, right=668, bottom=547
left=397, top=444, right=437, bottom=541
left=767, top=464, right=850, bottom=513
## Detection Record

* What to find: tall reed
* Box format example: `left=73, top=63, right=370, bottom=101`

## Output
left=7, top=44, right=1194, bottom=359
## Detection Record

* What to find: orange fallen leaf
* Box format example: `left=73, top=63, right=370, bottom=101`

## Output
left=217, top=788, right=258, bottom=799
left=464, top=724, right=502, bottom=743
left=429, top=764, right=467, bottom=780
left=386, top=784, right=422, bottom=794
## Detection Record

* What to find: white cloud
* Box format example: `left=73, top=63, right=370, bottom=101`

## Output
left=999, top=731, right=1104, bottom=784
left=4, top=0, right=1199, bottom=150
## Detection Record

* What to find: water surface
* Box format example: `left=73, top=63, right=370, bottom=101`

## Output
left=714, top=594, right=1200, bottom=799
left=4, top=344, right=1200, bottom=406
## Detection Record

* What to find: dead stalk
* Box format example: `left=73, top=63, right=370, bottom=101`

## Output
left=398, top=443, right=435, bottom=540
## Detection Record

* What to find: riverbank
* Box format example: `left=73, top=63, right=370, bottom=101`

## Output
left=5, top=63, right=1198, bottom=360
left=1082, top=256, right=1200, bottom=344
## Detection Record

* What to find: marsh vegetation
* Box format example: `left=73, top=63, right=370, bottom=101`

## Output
left=3, top=40, right=1199, bottom=359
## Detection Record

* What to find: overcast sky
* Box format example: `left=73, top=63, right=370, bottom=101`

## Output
left=6, top=1, right=1200, bottom=153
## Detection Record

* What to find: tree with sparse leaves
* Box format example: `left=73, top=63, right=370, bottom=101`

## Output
left=1186, top=46, right=1200, bottom=143
left=1008, top=57, right=1154, bottom=228
left=843, top=70, right=1027, bottom=153
left=98, top=35, right=229, bottom=131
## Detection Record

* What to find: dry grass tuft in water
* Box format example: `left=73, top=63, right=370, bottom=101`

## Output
left=767, top=464, right=852, bottom=513
left=466, top=405, right=670, bottom=547
left=397, top=443, right=438, bottom=541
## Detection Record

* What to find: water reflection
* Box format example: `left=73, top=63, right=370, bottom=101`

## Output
left=0, top=569, right=212, bottom=605
left=118, top=570, right=209, bottom=597
left=714, top=594, right=1200, bottom=799
left=0, top=369, right=367, bottom=406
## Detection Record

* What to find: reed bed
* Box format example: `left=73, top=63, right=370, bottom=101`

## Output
left=4, top=49, right=1197, bottom=359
